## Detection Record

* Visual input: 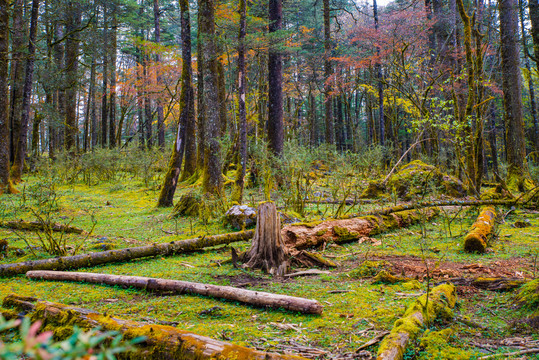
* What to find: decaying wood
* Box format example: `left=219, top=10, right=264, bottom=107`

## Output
left=478, top=348, right=539, bottom=359
left=2, top=294, right=307, bottom=360
left=0, top=230, right=254, bottom=277
left=446, top=277, right=528, bottom=291
left=463, top=207, right=497, bottom=253
left=283, top=208, right=440, bottom=250
left=377, top=284, right=457, bottom=360
left=243, top=202, right=288, bottom=276
left=0, top=220, right=85, bottom=234
left=26, top=270, right=323, bottom=314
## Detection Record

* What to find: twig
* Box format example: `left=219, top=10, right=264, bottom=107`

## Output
left=356, top=331, right=390, bottom=352
left=382, top=131, right=426, bottom=186
left=478, top=348, right=539, bottom=359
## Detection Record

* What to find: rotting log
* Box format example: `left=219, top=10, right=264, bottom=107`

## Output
left=0, top=220, right=85, bottom=234
left=445, top=277, right=528, bottom=291
left=377, top=284, right=457, bottom=360
left=26, top=270, right=323, bottom=314
left=463, top=207, right=497, bottom=253
left=283, top=208, right=440, bottom=250
left=0, top=230, right=254, bottom=277
left=1, top=294, right=308, bottom=360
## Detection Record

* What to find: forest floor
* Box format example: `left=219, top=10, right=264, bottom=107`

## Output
left=0, top=174, right=538, bottom=359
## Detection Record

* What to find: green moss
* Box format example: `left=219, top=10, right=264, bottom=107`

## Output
left=291, top=220, right=323, bottom=228
left=348, top=261, right=390, bottom=278
left=371, top=270, right=407, bottom=285
left=516, top=279, right=539, bottom=310
left=333, top=226, right=360, bottom=242
left=402, top=280, right=422, bottom=291
left=418, top=328, right=475, bottom=360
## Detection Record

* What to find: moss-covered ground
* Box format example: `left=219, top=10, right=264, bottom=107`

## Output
left=0, top=173, right=538, bottom=359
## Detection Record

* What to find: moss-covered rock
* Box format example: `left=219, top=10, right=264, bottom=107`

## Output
left=348, top=260, right=390, bottom=278
left=171, top=191, right=202, bottom=218
left=361, top=160, right=466, bottom=200
left=223, top=205, right=257, bottom=230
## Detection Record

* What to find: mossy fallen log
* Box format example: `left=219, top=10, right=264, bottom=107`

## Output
left=0, top=220, right=85, bottom=234
left=463, top=207, right=497, bottom=253
left=516, top=279, right=539, bottom=309
left=283, top=208, right=440, bottom=250
left=447, top=277, right=528, bottom=291
left=377, top=284, right=457, bottom=360
left=1, top=294, right=307, bottom=360
left=0, top=230, right=254, bottom=277
left=26, top=270, right=323, bottom=314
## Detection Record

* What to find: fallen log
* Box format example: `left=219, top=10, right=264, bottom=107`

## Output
left=0, top=220, right=85, bottom=234
left=377, top=283, right=457, bottom=360
left=26, top=270, right=323, bottom=314
left=283, top=208, right=440, bottom=250
left=0, top=230, right=254, bottom=277
left=446, top=277, right=528, bottom=291
left=2, top=294, right=307, bottom=360
left=463, top=207, right=497, bottom=253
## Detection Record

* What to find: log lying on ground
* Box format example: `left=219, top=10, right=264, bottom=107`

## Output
left=26, top=270, right=323, bottom=314
left=377, top=284, right=457, bottom=360
left=283, top=208, right=440, bottom=250
left=446, top=277, right=528, bottom=291
left=0, top=230, right=254, bottom=277
left=0, top=220, right=85, bottom=234
left=463, top=207, right=497, bottom=253
left=2, top=294, right=307, bottom=360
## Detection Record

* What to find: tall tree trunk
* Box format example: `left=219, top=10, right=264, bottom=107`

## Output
left=218, top=61, right=228, bottom=137
left=9, top=0, right=25, bottom=181
left=15, top=0, right=40, bottom=177
left=528, top=0, right=539, bottom=69
left=323, top=0, right=334, bottom=145
left=498, top=0, right=527, bottom=189
left=153, top=0, right=165, bottom=149
left=157, top=0, right=195, bottom=207
left=101, top=4, right=109, bottom=148
left=64, top=1, right=81, bottom=152
left=200, top=0, right=222, bottom=194
left=144, top=54, right=153, bottom=148
left=373, top=0, right=385, bottom=147
left=267, top=0, right=284, bottom=156
left=54, top=22, right=66, bottom=152
left=196, top=14, right=205, bottom=169
left=109, top=10, right=117, bottom=149
left=234, top=0, right=247, bottom=203
left=0, top=0, right=14, bottom=194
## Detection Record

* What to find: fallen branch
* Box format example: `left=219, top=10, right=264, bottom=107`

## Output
left=464, top=207, right=497, bottom=253
left=478, top=348, right=539, bottom=359
left=26, top=270, right=323, bottom=314
left=0, top=230, right=254, bottom=277
left=0, top=220, right=84, bottom=234
left=377, top=284, right=457, bottom=360
left=445, top=277, right=528, bottom=291
left=2, top=294, right=307, bottom=360
left=356, top=331, right=390, bottom=351
left=283, top=208, right=440, bottom=250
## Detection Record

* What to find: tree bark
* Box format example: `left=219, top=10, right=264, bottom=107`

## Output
left=463, top=206, right=497, bottom=253
left=528, top=0, right=539, bottom=69
left=244, top=202, right=288, bottom=276
left=0, top=0, right=14, bottom=194
left=268, top=0, right=284, bottom=156
left=499, top=0, right=527, bottom=189
left=323, top=0, right=334, bottom=145
left=2, top=294, right=310, bottom=360
left=0, top=230, right=254, bottom=277
left=64, top=1, right=81, bottom=152
left=153, top=0, right=165, bottom=149
left=234, top=0, right=247, bottom=203
left=27, top=271, right=323, bottom=314
left=200, top=0, right=222, bottom=194
left=109, top=10, right=117, bottom=148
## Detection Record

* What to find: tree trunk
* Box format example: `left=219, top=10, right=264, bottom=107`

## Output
left=109, top=10, right=117, bottom=148
left=323, top=0, right=334, bottom=145
left=244, top=202, right=288, bottom=276
left=528, top=0, right=539, bottom=69
left=0, top=0, right=14, bottom=194
left=9, top=0, right=25, bottom=182
left=373, top=0, right=385, bottom=147
left=200, top=0, right=222, bottom=194
left=499, top=0, right=527, bottom=189
left=144, top=54, right=153, bottom=148
left=2, top=294, right=309, bottom=360
left=64, top=1, right=81, bottom=152
left=0, top=230, right=255, bottom=277
left=234, top=0, right=247, bottom=203
left=463, top=206, right=497, bottom=253
left=27, top=271, right=323, bottom=314
left=268, top=0, right=284, bottom=156
left=153, top=0, right=165, bottom=149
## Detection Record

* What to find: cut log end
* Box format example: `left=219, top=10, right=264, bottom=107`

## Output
left=463, top=207, right=497, bottom=253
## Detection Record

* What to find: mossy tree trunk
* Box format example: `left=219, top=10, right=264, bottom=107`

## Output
left=157, top=0, right=195, bottom=207
left=2, top=294, right=309, bottom=360
left=244, top=202, right=289, bottom=276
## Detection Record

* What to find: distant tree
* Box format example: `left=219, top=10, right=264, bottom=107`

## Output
left=65, top=1, right=82, bottom=152
left=267, top=0, right=283, bottom=156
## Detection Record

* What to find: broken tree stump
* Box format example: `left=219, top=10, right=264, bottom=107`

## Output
left=0, top=230, right=254, bottom=277
left=1, top=294, right=308, bottom=360
left=463, top=206, right=497, bottom=253
left=0, top=220, right=85, bottom=234
left=243, top=202, right=289, bottom=276
left=283, top=208, right=440, bottom=250
left=26, top=270, right=323, bottom=314
left=377, top=284, right=457, bottom=360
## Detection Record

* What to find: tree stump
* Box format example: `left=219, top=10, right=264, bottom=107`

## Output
left=243, top=201, right=288, bottom=276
